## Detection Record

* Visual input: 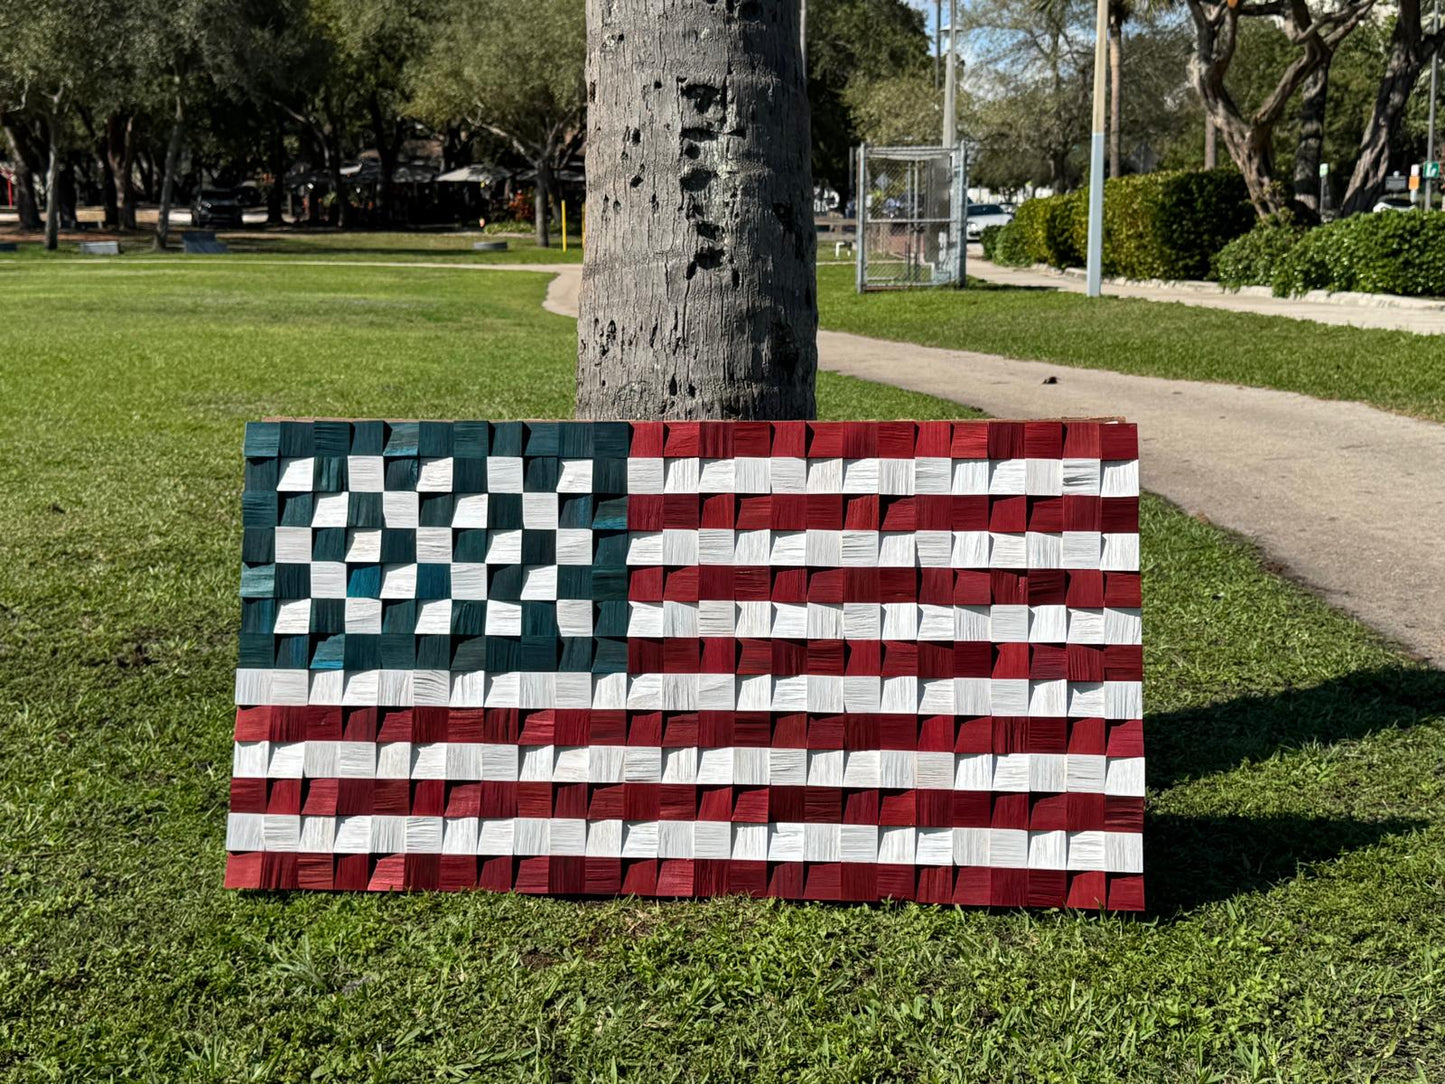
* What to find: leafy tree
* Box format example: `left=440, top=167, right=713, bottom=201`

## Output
left=805, top=0, right=931, bottom=193
left=0, top=53, right=45, bottom=229
left=0, top=0, right=127, bottom=247
left=962, top=0, right=1095, bottom=190
left=844, top=71, right=966, bottom=148
left=1339, top=0, right=1445, bottom=214
left=1184, top=0, right=1374, bottom=216
left=410, top=0, right=584, bottom=246
left=126, top=0, right=258, bottom=248
left=268, top=0, right=432, bottom=228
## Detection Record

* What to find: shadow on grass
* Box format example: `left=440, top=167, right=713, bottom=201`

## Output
left=1146, top=812, right=1424, bottom=916
left=1146, top=665, right=1445, bottom=790
left=959, top=276, right=1056, bottom=293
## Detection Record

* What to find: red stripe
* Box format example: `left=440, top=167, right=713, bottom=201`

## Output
left=628, top=419, right=1139, bottom=463
left=625, top=495, right=1140, bottom=532
left=616, top=638, right=1143, bottom=680
left=235, top=707, right=1145, bottom=755
left=229, top=777, right=1146, bottom=830
left=225, top=851, right=1144, bottom=909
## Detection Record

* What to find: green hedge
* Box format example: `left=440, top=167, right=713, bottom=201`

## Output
left=1008, top=169, right=1254, bottom=279
left=1273, top=211, right=1445, bottom=297
left=1212, top=219, right=1306, bottom=290
left=1120, top=168, right=1252, bottom=280
left=1213, top=212, right=1445, bottom=298
left=1012, top=192, right=1082, bottom=269
left=981, top=221, right=1030, bottom=266
left=979, top=224, right=1004, bottom=260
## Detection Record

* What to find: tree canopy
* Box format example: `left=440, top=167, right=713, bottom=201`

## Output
left=2, top=0, right=1443, bottom=230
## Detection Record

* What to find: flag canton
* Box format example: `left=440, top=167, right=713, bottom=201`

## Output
left=239, top=420, right=634, bottom=688
left=228, top=419, right=1144, bottom=909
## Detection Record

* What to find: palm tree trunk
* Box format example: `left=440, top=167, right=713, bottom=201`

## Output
left=577, top=0, right=817, bottom=419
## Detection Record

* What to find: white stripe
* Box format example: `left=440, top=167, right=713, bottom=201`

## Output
left=230, top=741, right=1142, bottom=792
left=272, top=651, right=1137, bottom=712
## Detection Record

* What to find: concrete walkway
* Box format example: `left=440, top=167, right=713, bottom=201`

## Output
left=531, top=263, right=1445, bottom=664
left=968, top=254, right=1445, bottom=335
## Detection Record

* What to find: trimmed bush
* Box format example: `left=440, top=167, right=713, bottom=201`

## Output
left=1088, top=168, right=1254, bottom=280
left=1012, top=169, right=1253, bottom=280
left=1272, top=211, right=1445, bottom=298
left=1012, top=192, right=1082, bottom=268
left=1213, top=219, right=1306, bottom=290
left=978, top=224, right=1004, bottom=260
left=989, top=221, right=1032, bottom=266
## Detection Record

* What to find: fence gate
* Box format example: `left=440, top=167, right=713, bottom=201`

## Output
left=855, top=143, right=966, bottom=292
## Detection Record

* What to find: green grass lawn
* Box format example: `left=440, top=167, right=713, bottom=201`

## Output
left=817, top=266, right=1445, bottom=424
left=2, top=257, right=1443, bottom=1082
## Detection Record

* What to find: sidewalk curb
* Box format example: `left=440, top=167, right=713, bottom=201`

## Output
left=1024, top=262, right=1445, bottom=312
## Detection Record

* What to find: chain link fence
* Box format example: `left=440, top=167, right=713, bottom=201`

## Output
left=854, top=144, right=966, bottom=291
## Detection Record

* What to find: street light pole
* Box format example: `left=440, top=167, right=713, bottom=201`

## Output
left=942, top=0, right=958, bottom=147
left=934, top=0, right=942, bottom=90
left=1085, top=0, right=1107, bottom=296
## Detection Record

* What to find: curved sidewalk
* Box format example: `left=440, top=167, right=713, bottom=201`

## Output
left=531, top=263, right=1445, bottom=663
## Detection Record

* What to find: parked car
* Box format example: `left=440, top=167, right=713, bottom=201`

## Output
left=191, top=188, right=244, bottom=228
left=965, top=202, right=1014, bottom=239
left=1373, top=196, right=1413, bottom=212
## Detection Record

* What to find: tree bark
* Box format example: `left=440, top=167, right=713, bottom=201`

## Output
left=1293, top=60, right=1330, bottom=218
left=43, top=134, right=62, bottom=250
left=43, top=97, right=64, bottom=251
left=534, top=156, right=552, bottom=248
left=79, top=107, right=118, bottom=228
left=1187, top=0, right=1372, bottom=216
left=267, top=126, right=286, bottom=225
left=1108, top=10, right=1124, bottom=178
left=323, top=104, right=352, bottom=228
left=1341, top=8, right=1440, bottom=215
left=107, top=112, right=137, bottom=230
left=138, top=150, right=155, bottom=202
left=577, top=0, right=817, bottom=420
left=369, top=92, right=405, bottom=225
left=154, top=95, right=186, bottom=250
left=58, top=162, right=78, bottom=230
left=1203, top=116, right=1216, bottom=169
left=3, top=117, right=45, bottom=231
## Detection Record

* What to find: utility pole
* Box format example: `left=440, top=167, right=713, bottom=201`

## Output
left=943, top=0, right=957, bottom=146
left=1085, top=0, right=1107, bottom=296
left=1428, top=0, right=1439, bottom=210
left=934, top=0, right=942, bottom=89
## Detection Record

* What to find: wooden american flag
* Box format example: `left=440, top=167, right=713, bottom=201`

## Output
left=226, top=419, right=1143, bottom=908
